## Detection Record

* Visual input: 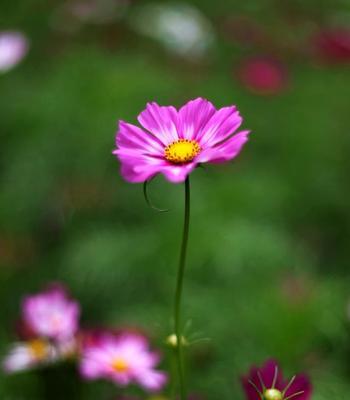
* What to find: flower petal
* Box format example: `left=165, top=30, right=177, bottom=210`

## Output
left=241, top=359, right=284, bottom=400
left=159, top=162, right=197, bottom=183
left=177, top=98, right=216, bottom=140
left=284, top=374, right=312, bottom=400
left=3, top=345, right=34, bottom=373
left=115, top=151, right=166, bottom=183
left=196, top=130, right=250, bottom=164
left=116, top=150, right=196, bottom=184
left=137, top=102, right=179, bottom=145
left=136, top=369, right=168, bottom=392
left=116, top=121, right=164, bottom=155
left=241, top=372, right=263, bottom=400
left=259, top=359, right=284, bottom=389
left=197, top=106, right=242, bottom=147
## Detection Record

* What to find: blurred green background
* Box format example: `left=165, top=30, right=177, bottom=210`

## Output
left=1, top=0, right=350, bottom=399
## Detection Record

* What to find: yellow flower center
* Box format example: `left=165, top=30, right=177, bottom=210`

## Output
left=264, top=388, right=283, bottom=400
left=28, top=339, right=49, bottom=360
left=164, top=139, right=201, bottom=164
left=111, top=358, right=129, bottom=373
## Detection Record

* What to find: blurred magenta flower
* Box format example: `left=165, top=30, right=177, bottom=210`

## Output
left=0, top=31, right=28, bottom=72
left=22, top=284, right=80, bottom=341
left=237, top=57, right=288, bottom=95
left=3, top=339, right=57, bottom=373
left=241, top=359, right=312, bottom=400
left=312, top=27, right=350, bottom=64
left=80, top=331, right=167, bottom=392
left=113, top=98, right=250, bottom=183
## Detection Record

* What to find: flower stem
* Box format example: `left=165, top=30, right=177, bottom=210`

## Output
left=174, top=176, right=190, bottom=400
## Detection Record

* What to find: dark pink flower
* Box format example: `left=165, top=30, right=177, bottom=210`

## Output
left=80, top=331, right=167, bottom=392
left=113, top=98, right=250, bottom=183
left=241, top=359, right=312, bottom=400
left=312, top=27, right=350, bottom=64
left=237, top=57, right=288, bottom=95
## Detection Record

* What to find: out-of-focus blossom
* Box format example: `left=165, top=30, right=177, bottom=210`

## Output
left=0, top=32, right=28, bottom=72
left=80, top=331, right=167, bottom=392
left=129, top=3, right=214, bottom=59
left=56, top=336, right=80, bottom=359
left=241, top=359, right=312, bottom=400
left=51, top=0, right=130, bottom=33
left=113, top=98, right=250, bottom=183
left=311, top=27, right=350, bottom=64
left=3, top=339, right=57, bottom=373
left=22, top=284, right=80, bottom=341
left=237, top=56, right=288, bottom=95
left=3, top=283, right=80, bottom=374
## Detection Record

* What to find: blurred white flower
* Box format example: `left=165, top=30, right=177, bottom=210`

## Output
left=129, top=2, right=215, bottom=59
left=3, top=340, right=57, bottom=373
left=0, top=32, right=29, bottom=73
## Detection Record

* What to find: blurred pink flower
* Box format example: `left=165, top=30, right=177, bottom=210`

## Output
left=3, top=339, right=57, bottom=373
left=0, top=31, right=28, bottom=72
left=241, top=359, right=312, bottom=400
left=80, top=331, right=167, bottom=392
left=237, top=57, right=288, bottom=95
left=312, top=27, right=350, bottom=64
left=113, top=98, right=250, bottom=183
left=22, top=284, right=80, bottom=341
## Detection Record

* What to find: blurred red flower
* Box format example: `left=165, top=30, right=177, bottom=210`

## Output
left=312, top=27, right=350, bottom=64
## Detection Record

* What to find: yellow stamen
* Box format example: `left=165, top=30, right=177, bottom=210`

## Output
left=111, top=358, right=129, bottom=373
left=164, top=139, right=201, bottom=164
left=264, top=388, right=283, bottom=400
left=28, top=339, right=49, bottom=360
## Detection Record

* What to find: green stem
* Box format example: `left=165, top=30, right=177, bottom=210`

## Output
left=174, top=176, right=190, bottom=400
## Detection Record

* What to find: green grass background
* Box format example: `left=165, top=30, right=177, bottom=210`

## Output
left=1, top=0, right=350, bottom=398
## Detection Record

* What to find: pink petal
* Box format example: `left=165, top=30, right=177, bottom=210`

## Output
left=116, top=150, right=196, bottom=184
left=137, top=102, right=179, bottom=145
left=159, top=162, right=197, bottom=183
left=116, top=121, right=164, bottom=155
left=177, top=98, right=216, bottom=140
left=136, top=370, right=168, bottom=392
left=110, top=371, right=132, bottom=386
left=197, top=106, right=242, bottom=147
left=80, top=357, right=104, bottom=380
left=197, top=130, right=250, bottom=164
left=116, top=152, right=166, bottom=183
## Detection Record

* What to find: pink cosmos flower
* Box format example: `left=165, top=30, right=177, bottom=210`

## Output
left=22, top=284, right=80, bottom=342
left=3, top=339, right=58, bottom=373
left=0, top=31, right=29, bottom=72
left=80, top=331, right=167, bottom=392
left=237, top=57, right=288, bottom=95
left=241, top=359, right=312, bottom=400
left=113, top=98, right=250, bottom=183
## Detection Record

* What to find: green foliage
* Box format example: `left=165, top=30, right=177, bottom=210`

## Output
left=1, top=0, right=350, bottom=398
